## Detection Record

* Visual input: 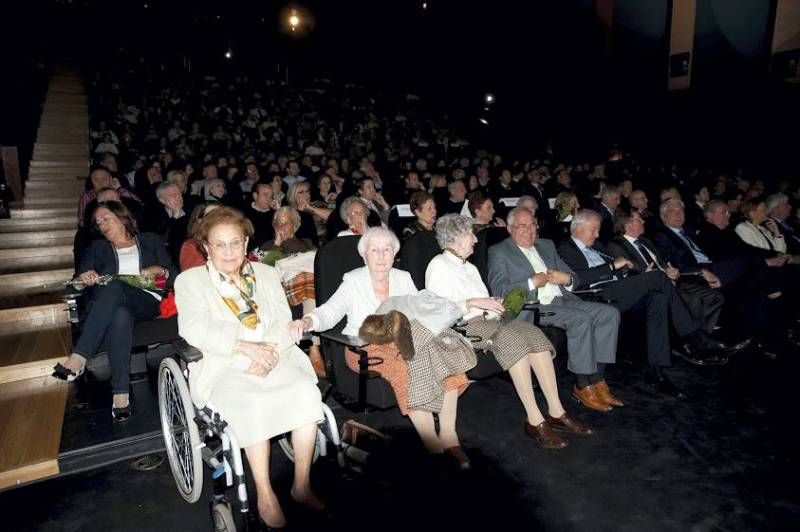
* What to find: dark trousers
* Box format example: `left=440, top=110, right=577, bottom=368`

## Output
left=598, top=271, right=694, bottom=367
left=678, top=278, right=724, bottom=333
left=73, top=281, right=160, bottom=393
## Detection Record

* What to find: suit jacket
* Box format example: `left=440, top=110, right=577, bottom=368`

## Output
left=607, top=235, right=666, bottom=273
left=650, top=226, right=706, bottom=274
left=78, top=232, right=177, bottom=289
left=487, top=237, right=581, bottom=302
left=556, top=237, right=617, bottom=290
left=693, top=222, right=773, bottom=263
left=597, top=203, right=616, bottom=244
left=773, top=217, right=800, bottom=254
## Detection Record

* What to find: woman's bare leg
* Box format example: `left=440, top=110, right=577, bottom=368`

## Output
left=245, top=441, right=286, bottom=527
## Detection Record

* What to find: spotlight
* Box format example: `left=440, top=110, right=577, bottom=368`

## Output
left=289, top=12, right=300, bottom=31
left=422, top=2, right=428, bottom=9
left=484, top=93, right=495, bottom=105
left=478, top=118, right=489, bottom=126
left=224, top=49, right=232, bottom=59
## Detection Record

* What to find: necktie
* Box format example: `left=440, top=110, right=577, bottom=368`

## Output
left=679, top=229, right=701, bottom=252
left=524, top=248, right=561, bottom=305
left=634, top=239, right=663, bottom=270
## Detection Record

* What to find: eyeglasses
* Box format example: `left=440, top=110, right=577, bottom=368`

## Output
left=208, top=239, right=245, bottom=252
left=511, top=223, right=538, bottom=230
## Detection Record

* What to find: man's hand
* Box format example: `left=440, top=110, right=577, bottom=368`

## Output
left=545, top=269, right=571, bottom=286
left=613, top=257, right=633, bottom=270
left=766, top=255, right=789, bottom=267
left=701, top=268, right=721, bottom=289
left=532, top=272, right=549, bottom=288
left=665, top=261, right=680, bottom=281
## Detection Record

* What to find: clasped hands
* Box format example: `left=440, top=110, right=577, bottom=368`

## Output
left=235, top=340, right=279, bottom=377
left=532, top=269, right=571, bottom=288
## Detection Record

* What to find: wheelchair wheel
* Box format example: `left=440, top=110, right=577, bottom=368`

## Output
left=158, top=357, right=203, bottom=503
left=278, top=403, right=339, bottom=463
left=211, top=501, right=237, bottom=532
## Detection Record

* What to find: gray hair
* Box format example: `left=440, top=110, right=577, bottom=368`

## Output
left=703, top=199, right=728, bottom=216
left=766, top=192, right=788, bottom=212
left=506, top=206, right=536, bottom=227
left=517, top=195, right=538, bottom=212
left=434, top=214, right=474, bottom=249
left=273, top=206, right=301, bottom=232
left=156, top=181, right=179, bottom=201
left=166, top=169, right=186, bottom=184
left=570, top=209, right=601, bottom=234
left=203, top=178, right=225, bottom=199
left=601, top=185, right=620, bottom=199
left=357, top=226, right=401, bottom=258
left=339, top=196, right=368, bottom=223
left=659, top=198, right=685, bottom=217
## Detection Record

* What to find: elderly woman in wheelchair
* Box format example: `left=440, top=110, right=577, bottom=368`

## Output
left=174, top=206, right=325, bottom=529
left=289, top=226, right=474, bottom=470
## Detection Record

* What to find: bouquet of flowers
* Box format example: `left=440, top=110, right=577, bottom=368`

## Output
left=248, top=248, right=285, bottom=267
left=501, top=288, right=527, bottom=322
left=67, top=274, right=167, bottom=292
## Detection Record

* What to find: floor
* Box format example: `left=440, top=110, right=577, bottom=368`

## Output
left=3, top=341, right=799, bottom=532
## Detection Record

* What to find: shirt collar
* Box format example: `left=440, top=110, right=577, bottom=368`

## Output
left=571, top=237, right=590, bottom=251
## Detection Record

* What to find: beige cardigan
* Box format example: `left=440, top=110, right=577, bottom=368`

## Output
left=175, top=262, right=315, bottom=407
left=734, top=221, right=786, bottom=253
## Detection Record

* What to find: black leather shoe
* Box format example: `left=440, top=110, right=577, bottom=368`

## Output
left=112, top=402, right=132, bottom=422
left=644, top=368, right=686, bottom=399
left=689, top=330, right=726, bottom=351
left=674, top=345, right=729, bottom=366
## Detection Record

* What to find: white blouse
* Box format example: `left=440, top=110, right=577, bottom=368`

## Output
left=735, top=222, right=786, bottom=253
left=425, top=251, right=496, bottom=321
left=116, top=245, right=140, bottom=275
left=308, top=267, right=418, bottom=337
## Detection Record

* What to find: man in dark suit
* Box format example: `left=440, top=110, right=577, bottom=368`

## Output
left=607, top=211, right=738, bottom=364
left=487, top=167, right=522, bottom=206
left=488, top=207, right=622, bottom=412
left=557, top=210, right=727, bottom=398
left=596, top=185, right=620, bottom=244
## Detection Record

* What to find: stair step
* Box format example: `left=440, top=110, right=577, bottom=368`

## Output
left=0, top=246, right=73, bottom=273
left=24, top=181, right=84, bottom=192
left=13, top=197, right=76, bottom=207
left=27, top=174, right=85, bottom=182
left=10, top=208, right=74, bottom=219
left=30, top=161, right=88, bottom=169
left=0, top=230, right=75, bottom=249
left=0, top=303, right=71, bottom=383
left=0, top=376, right=68, bottom=489
left=0, top=269, right=72, bottom=303
left=0, top=217, right=75, bottom=233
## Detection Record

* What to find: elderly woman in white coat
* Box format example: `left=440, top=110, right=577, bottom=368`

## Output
left=289, top=226, right=473, bottom=469
left=175, top=207, right=323, bottom=530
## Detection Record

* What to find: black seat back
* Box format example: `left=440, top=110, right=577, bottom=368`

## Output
left=398, top=231, right=441, bottom=290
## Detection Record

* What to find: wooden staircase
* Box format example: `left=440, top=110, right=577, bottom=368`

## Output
left=0, top=68, right=86, bottom=490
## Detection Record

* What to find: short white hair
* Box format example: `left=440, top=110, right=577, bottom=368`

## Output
left=659, top=198, right=685, bottom=217
left=766, top=193, right=788, bottom=212
left=570, top=209, right=601, bottom=234
left=435, top=214, right=474, bottom=249
left=357, top=226, right=400, bottom=259
left=506, top=206, right=536, bottom=227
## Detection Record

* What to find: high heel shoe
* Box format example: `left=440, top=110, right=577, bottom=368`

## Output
left=112, top=401, right=132, bottom=422
left=52, top=362, right=85, bottom=382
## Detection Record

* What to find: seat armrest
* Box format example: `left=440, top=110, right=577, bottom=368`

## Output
left=318, top=331, right=369, bottom=349
left=173, top=338, right=204, bottom=363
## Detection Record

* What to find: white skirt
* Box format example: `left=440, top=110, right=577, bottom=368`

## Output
left=207, top=348, right=322, bottom=448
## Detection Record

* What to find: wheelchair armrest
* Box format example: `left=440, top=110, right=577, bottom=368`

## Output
left=173, top=338, right=204, bottom=363
left=572, top=288, right=615, bottom=304
left=318, top=331, right=369, bottom=349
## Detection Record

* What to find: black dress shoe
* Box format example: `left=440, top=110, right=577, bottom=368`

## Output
left=112, top=402, right=132, bottom=422
left=674, top=344, right=728, bottom=366
left=644, top=368, right=686, bottom=399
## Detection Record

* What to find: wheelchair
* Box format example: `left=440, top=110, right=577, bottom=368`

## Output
left=157, top=338, right=341, bottom=531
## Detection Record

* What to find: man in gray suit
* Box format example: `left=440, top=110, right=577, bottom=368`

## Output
left=488, top=207, right=622, bottom=413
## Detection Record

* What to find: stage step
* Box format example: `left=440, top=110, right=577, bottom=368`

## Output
left=11, top=197, right=76, bottom=208
left=0, top=230, right=75, bottom=249
left=10, top=208, right=75, bottom=219
left=0, top=246, right=74, bottom=273
left=0, top=217, right=75, bottom=233
left=0, top=303, right=71, bottom=385
left=0, top=376, right=68, bottom=490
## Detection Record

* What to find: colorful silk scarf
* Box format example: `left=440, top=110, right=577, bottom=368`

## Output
left=208, top=260, right=261, bottom=330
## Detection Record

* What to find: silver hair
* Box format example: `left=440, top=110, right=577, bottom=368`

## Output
left=517, top=195, right=538, bottom=211
left=272, top=206, right=301, bottom=232
left=766, top=192, right=788, bottom=212
left=357, top=226, right=401, bottom=259
left=659, top=198, right=685, bottom=217
left=339, top=196, right=368, bottom=223
left=601, top=185, right=620, bottom=199
left=570, top=209, right=602, bottom=234
left=156, top=181, right=179, bottom=201
left=434, top=214, right=474, bottom=249
left=203, top=178, right=225, bottom=199
left=166, top=169, right=186, bottom=184
left=506, top=206, right=536, bottom=227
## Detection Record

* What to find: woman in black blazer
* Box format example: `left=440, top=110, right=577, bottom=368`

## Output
left=53, top=201, right=176, bottom=421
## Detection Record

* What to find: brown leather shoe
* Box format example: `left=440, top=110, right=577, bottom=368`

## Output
left=524, top=421, right=568, bottom=449
left=546, top=413, right=593, bottom=436
left=443, top=445, right=472, bottom=470
left=572, top=385, right=613, bottom=412
left=594, top=380, right=624, bottom=407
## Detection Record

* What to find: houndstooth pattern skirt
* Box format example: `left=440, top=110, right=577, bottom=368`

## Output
left=465, top=317, right=555, bottom=370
